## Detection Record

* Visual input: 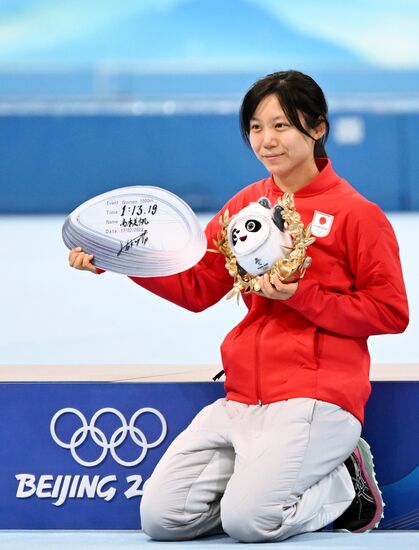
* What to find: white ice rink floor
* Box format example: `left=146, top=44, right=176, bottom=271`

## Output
left=0, top=213, right=418, bottom=367
left=1, top=530, right=419, bottom=549
left=1, top=213, right=418, bottom=548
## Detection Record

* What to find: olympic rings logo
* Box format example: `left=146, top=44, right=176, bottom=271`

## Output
left=50, top=407, right=167, bottom=467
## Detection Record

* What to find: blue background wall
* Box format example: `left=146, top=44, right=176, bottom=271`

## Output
left=1, top=0, right=419, bottom=214
left=0, top=110, right=417, bottom=214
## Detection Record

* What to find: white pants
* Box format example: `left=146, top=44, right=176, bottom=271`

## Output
left=141, top=397, right=362, bottom=543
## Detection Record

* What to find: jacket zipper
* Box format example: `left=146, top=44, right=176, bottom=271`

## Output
left=254, top=304, right=271, bottom=405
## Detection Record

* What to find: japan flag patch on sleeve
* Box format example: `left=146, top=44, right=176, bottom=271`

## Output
left=310, top=211, right=334, bottom=238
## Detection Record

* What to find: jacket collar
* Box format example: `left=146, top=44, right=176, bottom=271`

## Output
left=268, top=158, right=341, bottom=198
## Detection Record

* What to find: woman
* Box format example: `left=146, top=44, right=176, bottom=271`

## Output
left=69, top=70, right=409, bottom=542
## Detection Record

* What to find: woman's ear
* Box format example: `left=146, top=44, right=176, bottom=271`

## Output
left=312, top=119, right=326, bottom=140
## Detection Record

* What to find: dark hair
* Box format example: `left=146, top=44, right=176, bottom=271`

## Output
left=239, top=70, right=329, bottom=158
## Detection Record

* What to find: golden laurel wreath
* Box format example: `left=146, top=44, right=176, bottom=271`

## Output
left=212, top=193, right=316, bottom=300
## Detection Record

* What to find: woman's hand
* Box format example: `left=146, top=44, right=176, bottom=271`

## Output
left=256, top=272, right=298, bottom=301
left=68, top=247, right=98, bottom=274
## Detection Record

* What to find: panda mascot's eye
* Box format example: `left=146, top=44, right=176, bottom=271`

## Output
left=245, top=219, right=261, bottom=233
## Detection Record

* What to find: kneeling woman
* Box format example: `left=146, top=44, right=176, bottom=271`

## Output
left=69, top=70, right=408, bottom=542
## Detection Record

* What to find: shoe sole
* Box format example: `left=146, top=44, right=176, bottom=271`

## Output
left=352, top=438, right=385, bottom=532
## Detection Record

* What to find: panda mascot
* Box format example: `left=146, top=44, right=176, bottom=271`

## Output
left=227, top=197, right=293, bottom=277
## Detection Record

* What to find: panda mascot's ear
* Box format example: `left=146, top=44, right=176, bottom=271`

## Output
left=237, top=263, right=248, bottom=278
left=272, top=205, right=285, bottom=232
left=258, top=197, right=271, bottom=209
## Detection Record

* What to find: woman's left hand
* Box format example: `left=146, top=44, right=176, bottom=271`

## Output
left=256, top=273, right=298, bottom=301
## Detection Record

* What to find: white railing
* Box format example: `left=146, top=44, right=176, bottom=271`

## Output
left=1, top=364, right=418, bottom=382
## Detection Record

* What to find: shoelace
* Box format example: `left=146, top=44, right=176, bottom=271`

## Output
left=352, top=457, right=375, bottom=504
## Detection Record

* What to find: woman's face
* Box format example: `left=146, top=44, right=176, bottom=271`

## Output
left=248, top=94, right=323, bottom=186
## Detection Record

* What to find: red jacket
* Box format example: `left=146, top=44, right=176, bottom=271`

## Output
left=130, top=159, right=409, bottom=424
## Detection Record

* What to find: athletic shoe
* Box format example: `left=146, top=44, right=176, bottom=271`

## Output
left=334, top=438, right=384, bottom=532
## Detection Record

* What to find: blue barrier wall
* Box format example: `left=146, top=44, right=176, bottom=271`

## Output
left=0, top=111, right=417, bottom=213
left=0, top=381, right=418, bottom=529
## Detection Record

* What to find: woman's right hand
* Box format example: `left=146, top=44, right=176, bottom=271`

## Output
left=68, top=247, right=98, bottom=274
